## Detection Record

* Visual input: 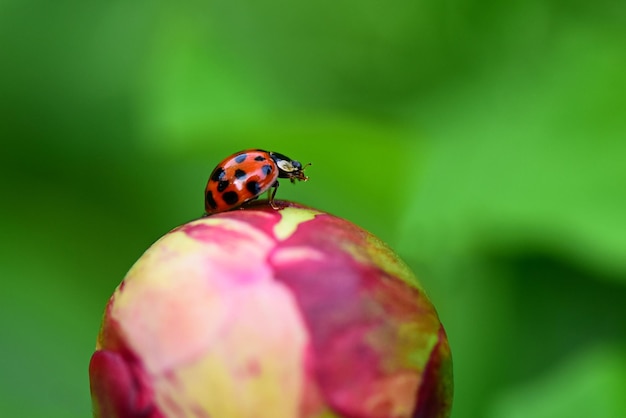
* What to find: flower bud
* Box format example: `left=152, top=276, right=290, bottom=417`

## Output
left=89, top=202, right=452, bottom=418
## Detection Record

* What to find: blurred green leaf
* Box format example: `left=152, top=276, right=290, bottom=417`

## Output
left=399, top=22, right=626, bottom=281
left=488, top=345, right=626, bottom=418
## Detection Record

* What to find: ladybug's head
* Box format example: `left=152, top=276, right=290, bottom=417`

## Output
left=270, top=152, right=311, bottom=183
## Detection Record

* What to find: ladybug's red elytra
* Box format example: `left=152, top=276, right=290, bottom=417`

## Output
left=205, top=149, right=310, bottom=214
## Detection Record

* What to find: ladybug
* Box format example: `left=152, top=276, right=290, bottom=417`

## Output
left=205, top=149, right=310, bottom=214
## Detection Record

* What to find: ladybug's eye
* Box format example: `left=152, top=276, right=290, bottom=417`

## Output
left=292, top=161, right=302, bottom=170
left=276, top=159, right=296, bottom=172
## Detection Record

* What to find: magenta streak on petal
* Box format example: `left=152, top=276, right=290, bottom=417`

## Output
left=270, top=214, right=434, bottom=416
left=159, top=391, right=189, bottom=418
left=90, top=350, right=164, bottom=418
left=191, top=405, right=212, bottom=418
left=178, top=213, right=282, bottom=256
left=316, top=321, right=383, bottom=390
left=272, top=251, right=394, bottom=416
left=276, top=256, right=404, bottom=417
left=222, top=208, right=282, bottom=238
left=199, top=209, right=281, bottom=240
left=155, top=370, right=210, bottom=417
left=269, top=230, right=392, bottom=415
left=178, top=222, right=256, bottom=246
left=93, top=299, right=165, bottom=418
left=245, top=358, right=262, bottom=378
left=231, top=357, right=263, bottom=380
left=413, top=327, right=452, bottom=418
left=361, top=266, right=436, bottom=324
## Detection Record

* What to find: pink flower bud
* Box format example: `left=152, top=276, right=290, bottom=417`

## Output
left=89, top=202, right=453, bottom=418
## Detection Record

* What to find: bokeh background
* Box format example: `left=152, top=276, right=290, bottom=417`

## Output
left=1, top=1, right=625, bottom=417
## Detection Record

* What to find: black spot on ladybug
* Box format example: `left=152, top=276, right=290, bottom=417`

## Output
left=246, top=181, right=261, bottom=195
left=254, top=155, right=266, bottom=161
left=222, top=191, right=239, bottom=205
left=235, top=154, right=247, bottom=163
left=206, top=190, right=217, bottom=209
left=234, top=169, right=247, bottom=179
left=262, top=164, right=273, bottom=176
left=217, top=180, right=229, bottom=192
left=211, top=167, right=225, bottom=182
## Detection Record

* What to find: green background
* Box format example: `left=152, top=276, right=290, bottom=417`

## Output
left=1, top=1, right=625, bottom=417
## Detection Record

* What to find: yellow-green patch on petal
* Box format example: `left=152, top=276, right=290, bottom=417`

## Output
left=273, top=207, right=322, bottom=241
left=365, top=234, right=425, bottom=291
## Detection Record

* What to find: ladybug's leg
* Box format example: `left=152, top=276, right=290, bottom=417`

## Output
left=269, top=181, right=280, bottom=209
